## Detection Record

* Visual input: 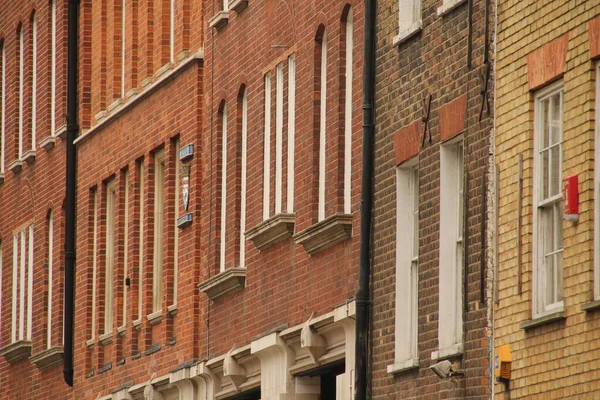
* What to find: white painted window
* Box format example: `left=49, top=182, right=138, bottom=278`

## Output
left=170, top=0, right=175, bottom=63
left=287, top=55, right=296, bottom=212
left=534, top=82, right=564, bottom=316
left=47, top=211, right=54, bottom=348
left=318, top=31, right=328, bottom=221
left=1, top=42, right=5, bottom=173
left=138, top=162, right=145, bottom=320
left=122, top=172, right=129, bottom=326
left=435, top=139, right=464, bottom=360
left=122, top=0, right=126, bottom=96
left=31, top=13, right=37, bottom=149
left=153, top=151, right=165, bottom=312
left=18, top=27, right=24, bottom=158
left=263, top=73, right=271, bottom=220
left=91, top=190, right=99, bottom=340
left=596, top=64, right=600, bottom=300
left=399, top=0, right=421, bottom=34
left=104, top=180, right=116, bottom=333
left=223, top=0, right=228, bottom=11
left=389, top=163, right=419, bottom=372
left=11, top=224, right=34, bottom=342
left=50, top=0, right=56, bottom=134
left=275, top=64, right=284, bottom=214
left=220, top=107, right=228, bottom=271
left=240, top=90, right=248, bottom=268
left=173, top=142, right=179, bottom=302
left=344, top=14, right=353, bottom=215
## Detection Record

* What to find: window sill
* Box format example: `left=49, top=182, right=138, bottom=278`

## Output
left=99, top=332, right=113, bottom=346
left=520, top=311, right=566, bottom=330
left=436, top=0, right=467, bottom=17
left=117, top=325, right=127, bottom=338
left=387, top=358, right=419, bottom=374
left=198, top=268, right=246, bottom=301
left=393, top=20, right=422, bottom=46
left=85, top=338, right=95, bottom=348
left=229, top=0, right=248, bottom=13
left=55, top=125, right=67, bottom=140
left=245, top=213, right=295, bottom=251
left=147, top=310, right=163, bottom=326
left=581, top=299, right=600, bottom=312
left=40, top=135, right=57, bottom=151
left=22, top=150, right=36, bottom=165
left=209, top=10, right=230, bottom=30
left=293, top=214, right=353, bottom=256
left=29, top=346, right=64, bottom=371
left=7, top=159, right=23, bottom=174
left=167, top=304, right=178, bottom=316
left=431, top=343, right=463, bottom=361
left=0, top=340, right=32, bottom=363
left=132, top=318, right=142, bottom=331
left=0, top=173, right=4, bottom=185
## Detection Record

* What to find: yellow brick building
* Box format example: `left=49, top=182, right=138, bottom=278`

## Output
left=495, top=1, right=600, bottom=398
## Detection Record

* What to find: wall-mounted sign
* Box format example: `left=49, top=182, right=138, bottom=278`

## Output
left=179, top=145, right=194, bottom=162
left=182, top=175, right=190, bottom=211
left=177, top=213, right=193, bottom=229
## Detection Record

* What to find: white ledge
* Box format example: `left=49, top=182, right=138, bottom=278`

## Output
left=245, top=213, right=295, bottom=251
left=74, top=50, right=204, bottom=146
left=387, top=358, right=419, bottom=374
left=393, top=20, right=422, bottom=46
left=117, top=325, right=127, bottom=338
left=7, top=159, right=23, bottom=174
left=293, top=214, right=352, bottom=256
left=22, top=150, right=36, bottom=164
left=132, top=319, right=142, bottom=331
left=85, top=338, right=95, bottom=348
left=437, top=0, right=467, bottom=17
left=229, top=0, right=248, bottom=13
left=0, top=340, right=32, bottom=363
left=431, top=343, right=463, bottom=361
left=99, top=332, right=113, bottom=346
left=209, top=11, right=230, bottom=30
left=198, top=268, right=246, bottom=300
left=40, top=135, right=57, bottom=151
left=55, top=125, right=67, bottom=140
left=30, top=346, right=64, bottom=371
left=147, top=310, right=163, bottom=326
left=167, top=304, right=178, bottom=316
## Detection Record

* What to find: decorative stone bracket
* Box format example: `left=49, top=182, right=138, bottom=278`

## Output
left=293, top=214, right=352, bottom=256
left=29, top=346, right=64, bottom=371
left=198, top=268, right=246, bottom=301
left=245, top=213, right=295, bottom=251
left=0, top=340, right=32, bottom=363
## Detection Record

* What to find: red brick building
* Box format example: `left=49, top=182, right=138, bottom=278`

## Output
left=370, top=0, right=495, bottom=398
left=71, top=0, right=364, bottom=398
left=0, top=0, right=72, bottom=398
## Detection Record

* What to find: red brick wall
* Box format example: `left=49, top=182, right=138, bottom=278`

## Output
left=371, top=0, right=495, bottom=398
left=0, top=1, right=72, bottom=398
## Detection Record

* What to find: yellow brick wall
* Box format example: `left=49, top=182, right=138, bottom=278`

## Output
left=495, top=1, right=600, bottom=398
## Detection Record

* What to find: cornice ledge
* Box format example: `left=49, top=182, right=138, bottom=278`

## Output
left=0, top=340, right=32, bottom=363
left=198, top=268, right=246, bottom=301
left=245, top=213, right=295, bottom=251
left=30, top=346, right=64, bottom=371
left=293, top=213, right=352, bottom=256
left=209, top=10, right=230, bottom=30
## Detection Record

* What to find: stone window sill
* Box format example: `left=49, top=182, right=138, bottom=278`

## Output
left=132, top=318, right=142, bottom=331
left=431, top=343, right=463, bottom=361
left=393, top=20, right=422, bottom=46
left=581, top=299, right=600, bottom=312
left=0, top=340, right=32, bottom=363
left=147, top=310, right=163, bottom=326
left=99, top=332, right=113, bottom=346
left=30, top=346, right=64, bottom=371
left=520, top=311, right=566, bottom=330
left=387, top=358, right=419, bottom=374
left=7, top=159, right=23, bottom=174
left=0, top=173, right=4, bottom=185
left=437, top=0, right=467, bottom=17
left=245, top=213, right=295, bottom=251
left=209, top=10, right=230, bottom=30
left=85, top=338, right=95, bottom=348
left=293, top=214, right=352, bottom=256
left=198, top=268, right=246, bottom=301
left=40, top=136, right=57, bottom=151
left=55, top=125, right=67, bottom=140
left=117, top=325, right=126, bottom=338
left=22, top=150, right=36, bottom=165
left=167, top=304, right=178, bottom=316
left=229, top=0, right=248, bottom=13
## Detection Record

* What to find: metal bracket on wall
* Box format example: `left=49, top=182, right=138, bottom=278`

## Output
left=421, top=94, right=433, bottom=148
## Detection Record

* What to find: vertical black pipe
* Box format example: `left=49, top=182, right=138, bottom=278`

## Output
left=64, top=0, right=79, bottom=387
left=354, top=0, right=375, bottom=398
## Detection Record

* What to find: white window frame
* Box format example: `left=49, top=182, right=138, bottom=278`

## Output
left=31, top=13, right=37, bottom=150
left=344, top=13, right=353, bottom=215
left=220, top=107, right=228, bottom=271
left=1, top=42, right=5, bottom=173
left=263, top=73, right=271, bottom=220
left=137, top=162, right=145, bottom=321
left=153, top=151, right=165, bottom=312
left=395, top=0, right=422, bottom=44
left=91, top=190, right=99, bottom=341
left=104, top=180, right=116, bottom=333
left=434, top=138, right=464, bottom=360
left=173, top=142, right=179, bottom=302
left=596, top=63, right=600, bottom=300
left=240, top=89, right=248, bottom=268
left=318, top=31, right=327, bottom=222
left=11, top=224, right=34, bottom=343
left=122, top=172, right=129, bottom=327
left=388, top=161, right=419, bottom=373
left=50, top=0, right=56, bottom=134
left=122, top=0, right=127, bottom=96
left=287, top=55, right=295, bottom=212
left=533, top=81, right=564, bottom=317
left=169, top=0, right=174, bottom=64
left=18, top=27, right=24, bottom=158
left=47, top=211, right=54, bottom=348
left=275, top=63, right=284, bottom=214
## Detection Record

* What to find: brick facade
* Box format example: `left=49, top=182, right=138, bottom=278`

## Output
left=0, top=0, right=71, bottom=399
left=494, top=2, right=600, bottom=398
left=371, top=0, right=495, bottom=398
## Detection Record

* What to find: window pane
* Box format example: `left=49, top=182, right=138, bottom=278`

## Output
left=542, top=149, right=549, bottom=200
left=556, top=250, right=564, bottom=302
left=550, top=145, right=561, bottom=197
left=543, top=206, right=555, bottom=255
left=412, top=168, right=419, bottom=258
left=554, top=202, right=563, bottom=249
left=551, top=93, right=561, bottom=145
left=542, top=98, right=550, bottom=148
left=545, top=253, right=555, bottom=305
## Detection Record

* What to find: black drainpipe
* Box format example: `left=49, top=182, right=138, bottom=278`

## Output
left=354, top=0, right=375, bottom=398
left=63, top=0, right=80, bottom=387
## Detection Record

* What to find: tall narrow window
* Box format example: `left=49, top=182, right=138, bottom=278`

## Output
left=344, top=12, right=353, bottom=214
left=18, top=27, right=24, bottom=158
left=91, top=190, right=99, bottom=341
left=47, top=211, right=54, bottom=348
left=153, top=152, right=165, bottom=312
left=534, top=82, right=564, bottom=316
left=318, top=31, right=328, bottom=221
left=121, top=0, right=126, bottom=96
left=596, top=64, right=600, bottom=299
left=1, top=42, right=5, bottom=174
left=173, top=141, right=179, bottom=302
left=105, top=181, right=116, bottom=333
left=50, top=1, right=56, bottom=133
left=287, top=55, right=296, bottom=212
left=263, top=73, right=271, bottom=220
left=388, top=164, right=419, bottom=373
left=11, top=224, right=34, bottom=342
left=31, top=13, right=37, bottom=149
left=137, top=162, right=145, bottom=320
left=398, top=0, right=422, bottom=37
left=275, top=64, right=284, bottom=214
left=0, top=242, right=2, bottom=340
left=239, top=91, right=248, bottom=268
left=170, top=0, right=175, bottom=63
left=435, top=139, right=464, bottom=360
left=220, top=106, right=228, bottom=271
left=122, top=172, right=130, bottom=327
left=223, top=0, right=228, bottom=11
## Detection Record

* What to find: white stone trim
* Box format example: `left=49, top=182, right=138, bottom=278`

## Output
left=436, top=0, right=467, bottom=17
left=318, top=32, right=327, bottom=222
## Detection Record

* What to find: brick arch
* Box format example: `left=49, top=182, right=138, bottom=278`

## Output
left=18, top=178, right=35, bottom=223
left=341, top=3, right=353, bottom=22
left=314, top=14, right=328, bottom=42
